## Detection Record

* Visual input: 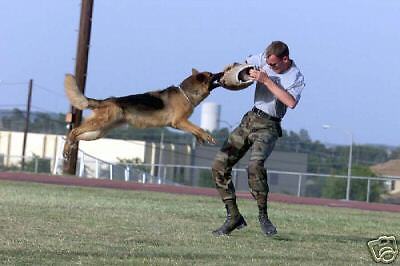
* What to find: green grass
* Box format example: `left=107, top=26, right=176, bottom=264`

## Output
left=0, top=180, right=399, bottom=265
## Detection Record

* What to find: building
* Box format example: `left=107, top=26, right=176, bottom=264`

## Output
left=371, top=159, right=400, bottom=194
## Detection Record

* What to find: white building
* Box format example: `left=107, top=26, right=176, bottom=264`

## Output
left=0, top=130, right=193, bottom=178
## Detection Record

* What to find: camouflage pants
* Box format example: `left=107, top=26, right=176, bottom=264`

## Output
left=211, top=110, right=282, bottom=208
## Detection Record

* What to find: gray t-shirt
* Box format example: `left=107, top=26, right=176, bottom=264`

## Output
left=246, top=52, right=305, bottom=119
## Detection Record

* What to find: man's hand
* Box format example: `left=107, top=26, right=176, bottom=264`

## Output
left=249, top=68, right=297, bottom=109
left=249, top=69, right=269, bottom=83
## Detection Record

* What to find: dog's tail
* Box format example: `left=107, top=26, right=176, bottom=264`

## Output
left=64, top=74, right=100, bottom=110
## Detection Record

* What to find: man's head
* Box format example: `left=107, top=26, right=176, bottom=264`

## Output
left=265, top=41, right=292, bottom=74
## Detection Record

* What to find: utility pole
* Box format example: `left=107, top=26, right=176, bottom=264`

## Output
left=63, top=0, right=94, bottom=175
left=21, top=79, right=33, bottom=170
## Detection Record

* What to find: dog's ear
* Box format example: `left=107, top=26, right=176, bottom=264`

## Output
left=195, top=73, right=207, bottom=83
left=192, top=68, right=199, bottom=75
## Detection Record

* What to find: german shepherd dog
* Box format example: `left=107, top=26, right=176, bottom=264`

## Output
left=63, top=69, right=223, bottom=158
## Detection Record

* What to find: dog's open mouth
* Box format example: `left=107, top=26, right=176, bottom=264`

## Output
left=210, top=72, right=224, bottom=90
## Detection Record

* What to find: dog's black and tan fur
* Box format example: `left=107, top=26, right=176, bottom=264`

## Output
left=63, top=69, right=222, bottom=158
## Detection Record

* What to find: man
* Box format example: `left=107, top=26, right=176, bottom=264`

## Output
left=212, top=41, right=305, bottom=236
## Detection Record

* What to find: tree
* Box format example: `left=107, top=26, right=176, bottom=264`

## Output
left=389, top=147, right=400, bottom=160
left=198, top=169, right=214, bottom=188
left=24, top=155, right=51, bottom=173
left=321, top=165, right=384, bottom=202
left=1, top=108, right=25, bottom=131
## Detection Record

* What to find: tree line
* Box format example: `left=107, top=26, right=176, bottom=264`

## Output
left=1, top=108, right=398, bottom=172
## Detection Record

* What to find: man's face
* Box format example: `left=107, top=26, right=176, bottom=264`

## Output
left=267, top=54, right=290, bottom=74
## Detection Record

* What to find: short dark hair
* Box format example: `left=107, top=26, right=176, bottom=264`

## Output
left=266, top=41, right=289, bottom=59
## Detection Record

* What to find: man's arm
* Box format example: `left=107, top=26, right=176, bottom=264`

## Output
left=249, top=69, right=297, bottom=109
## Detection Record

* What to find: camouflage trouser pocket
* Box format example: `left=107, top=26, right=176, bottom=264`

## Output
left=248, top=124, right=278, bottom=161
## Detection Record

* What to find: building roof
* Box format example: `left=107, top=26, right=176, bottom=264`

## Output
left=370, top=159, right=400, bottom=177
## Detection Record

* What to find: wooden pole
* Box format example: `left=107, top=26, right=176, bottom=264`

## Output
left=21, top=79, right=33, bottom=170
left=63, top=0, right=94, bottom=175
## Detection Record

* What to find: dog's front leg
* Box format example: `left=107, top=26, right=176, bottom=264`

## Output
left=63, top=133, right=77, bottom=159
left=173, top=120, right=216, bottom=144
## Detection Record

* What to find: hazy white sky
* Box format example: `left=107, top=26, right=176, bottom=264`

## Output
left=1, top=0, right=399, bottom=146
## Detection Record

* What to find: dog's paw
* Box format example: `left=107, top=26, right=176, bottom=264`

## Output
left=200, top=133, right=216, bottom=145
left=63, top=142, right=76, bottom=159
left=63, top=149, right=71, bottom=160
left=207, top=135, right=217, bottom=145
left=195, top=135, right=205, bottom=144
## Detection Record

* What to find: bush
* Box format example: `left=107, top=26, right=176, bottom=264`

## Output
left=321, top=165, right=384, bottom=202
left=24, top=155, right=51, bottom=173
left=197, top=169, right=214, bottom=188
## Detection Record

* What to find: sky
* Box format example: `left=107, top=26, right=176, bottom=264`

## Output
left=1, top=0, right=399, bottom=147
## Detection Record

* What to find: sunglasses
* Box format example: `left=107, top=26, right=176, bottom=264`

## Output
left=268, top=62, right=279, bottom=68
left=267, top=56, right=286, bottom=68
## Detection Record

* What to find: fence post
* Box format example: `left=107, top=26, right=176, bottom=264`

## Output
left=125, top=166, right=130, bottom=182
left=366, top=178, right=371, bottom=203
left=95, top=159, right=99, bottom=179
left=34, top=157, right=39, bottom=173
left=233, top=169, right=238, bottom=189
left=142, top=172, right=146, bottom=183
left=79, top=152, right=85, bottom=177
left=163, top=166, right=167, bottom=184
left=297, top=174, right=302, bottom=197
left=52, top=157, right=59, bottom=175
left=109, top=164, right=113, bottom=180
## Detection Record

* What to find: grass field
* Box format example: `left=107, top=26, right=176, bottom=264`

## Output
left=0, top=180, right=399, bottom=265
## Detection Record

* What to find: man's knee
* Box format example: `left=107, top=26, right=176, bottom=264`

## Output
left=212, top=152, right=229, bottom=176
left=248, top=160, right=266, bottom=175
left=247, top=160, right=268, bottom=192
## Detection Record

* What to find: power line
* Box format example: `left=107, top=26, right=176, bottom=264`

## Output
left=34, top=83, right=65, bottom=97
left=0, top=81, right=28, bottom=86
left=0, top=104, right=26, bottom=108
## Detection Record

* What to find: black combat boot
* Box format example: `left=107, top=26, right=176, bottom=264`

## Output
left=258, top=207, right=277, bottom=236
left=212, top=200, right=247, bottom=236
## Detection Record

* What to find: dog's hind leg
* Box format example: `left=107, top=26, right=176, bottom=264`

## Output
left=63, top=107, right=123, bottom=158
left=63, top=125, right=111, bottom=159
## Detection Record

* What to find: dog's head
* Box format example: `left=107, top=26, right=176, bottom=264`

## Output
left=180, top=69, right=223, bottom=102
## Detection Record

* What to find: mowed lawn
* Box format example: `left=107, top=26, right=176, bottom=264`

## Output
left=0, top=180, right=399, bottom=265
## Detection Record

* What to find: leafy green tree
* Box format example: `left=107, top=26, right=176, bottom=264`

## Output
left=1, top=108, right=25, bottom=131
left=321, top=165, right=384, bottom=202
left=30, top=112, right=66, bottom=134
left=23, top=155, right=51, bottom=173
left=197, top=169, right=214, bottom=188
left=211, top=127, right=229, bottom=145
left=389, top=147, right=400, bottom=160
